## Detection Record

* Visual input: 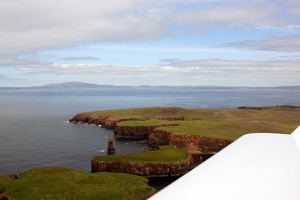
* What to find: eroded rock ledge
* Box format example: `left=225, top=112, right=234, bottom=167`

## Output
left=91, top=155, right=194, bottom=178
left=69, top=113, right=233, bottom=152
left=69, top=113, right=143, bottom=129
left=70, top=112, right=232, bottom=176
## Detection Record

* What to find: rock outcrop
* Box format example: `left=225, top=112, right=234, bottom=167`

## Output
left=114, top=123, right=178, bottom=139
left=107, top=138, right=116, bottom=154
left=148, top=130, right=172, bottom=146
left=69, top=113, right=142, bottom=129
left=91, top=155, right=194, bottom=178
left=169, top=134, right=232, bottom=152
left=114, top=125, right=158, bottom=139
left=70, top=112, right=233, bottom=174
left=70, top=113, right=232, bottom=153
left=148, top=129, right=232, bottom=152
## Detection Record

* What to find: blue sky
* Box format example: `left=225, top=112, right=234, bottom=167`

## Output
left=0, top=0, right=300, bottom=87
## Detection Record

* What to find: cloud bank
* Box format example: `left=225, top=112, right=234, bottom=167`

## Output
left=1, top=0, right=300, bottom=86
left=16, top=59, right=300, bottom=86
left=226, top=35, right=300, bottom=52
left=1, top=0, right=300, bottom=63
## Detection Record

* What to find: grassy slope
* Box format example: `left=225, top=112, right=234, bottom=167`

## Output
left=118, top=119, right=178, bottom=126
left=157, top=108, right=300, bottom=140
left=93, top=146, right=189, bottom=162
left=86, top=107, right=190, bottom=119
left=86, top=107, right=300, bottom=140
left=0, top=167, right=155, bottom=200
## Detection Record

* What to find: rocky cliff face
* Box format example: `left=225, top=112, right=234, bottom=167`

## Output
left=114, top=124, right=177, bottom=139
left=69, top=113, right=141, bottom=129
left=148, top=129, right=232, bottom=152
left=114, top=125, right=158, bottom=139
left=70, top=113, right=232, bottom=152
left=71, top=112, right=233, bottom=177
left=91, top=155, right=194, bottom=178
left=169, top=134, right=232, bottom=152
left=69, top=113, right=117, bottom=128
left=148, top=130, right=171, bottom=146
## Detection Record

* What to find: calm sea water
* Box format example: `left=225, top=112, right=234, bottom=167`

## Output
left=0, top=87, right=300, bottom=175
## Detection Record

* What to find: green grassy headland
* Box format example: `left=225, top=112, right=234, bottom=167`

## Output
left=86, top=106, right=300, bottom=140
left=0, top=167, right=155, bottom=200
left=93, top=145, right=189, bottom=162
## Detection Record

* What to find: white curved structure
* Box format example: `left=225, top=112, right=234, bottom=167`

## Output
left=149, top=126, right=300, bottom=200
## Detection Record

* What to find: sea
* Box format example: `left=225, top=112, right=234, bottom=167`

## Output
left=0, top=86, right=300, bottom=176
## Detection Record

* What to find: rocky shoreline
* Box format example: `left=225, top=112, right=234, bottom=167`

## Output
left=69, top=113, right=232, bottom=151
left=69, top=112, right=233, bottom=176
left=69, top=113, right=142, bottom=129
left=91, top=154, right=194, bottom=178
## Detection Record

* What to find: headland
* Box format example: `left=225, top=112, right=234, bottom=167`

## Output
left=69, top=106, right=300, bottom=175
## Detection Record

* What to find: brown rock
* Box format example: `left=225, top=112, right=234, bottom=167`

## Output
left=169, top=134, right=232, bottom=152
left=0, top=196, right=11, bottom=200
left=92, top=155, right=194, bottom=178
left=6, top=174, right=18, bottom=179
left=114, top=125, right=158, bottom=139
left=107, top=138, right=116, bottom=154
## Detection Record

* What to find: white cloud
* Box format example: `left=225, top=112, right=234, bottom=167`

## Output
left=225, top=35, right=300, bottom=52
left=15, top=59, right=300, bottom=86
left=60, top=57, right=101, bottom=61
left=0, top=0, right=169, bottom=64
left=165, top=59, right=300, bottom=74
left=17, top=62, right=191, bottom=74
left=17, top=59, right=300, bottom=74
left=1, top=0, right=300, bottom=66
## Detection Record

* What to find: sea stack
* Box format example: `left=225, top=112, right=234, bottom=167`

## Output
left=107, top=138, right=116, bottom=154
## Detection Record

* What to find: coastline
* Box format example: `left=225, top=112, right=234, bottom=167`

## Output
left=2, top=106, right=300, bottom=199
left=69, top=106, right=300, bottom=177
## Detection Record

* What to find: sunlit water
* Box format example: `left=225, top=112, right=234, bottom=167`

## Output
left=0, top=87, right=299, bottom=175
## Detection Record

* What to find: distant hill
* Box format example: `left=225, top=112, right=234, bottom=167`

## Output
left=0, top=82, right=300, bottom=90
left=272, top=86, right=300, bottom=90
left=32, top=82, right=114, bottom=89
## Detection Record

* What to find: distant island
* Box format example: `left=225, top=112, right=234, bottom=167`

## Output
left=1, top=82, right=300, bottom=90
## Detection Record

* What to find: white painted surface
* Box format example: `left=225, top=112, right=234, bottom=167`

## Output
left=292, top=126, right=300, bottom=152
left=149, top=126, right=300, bottom=200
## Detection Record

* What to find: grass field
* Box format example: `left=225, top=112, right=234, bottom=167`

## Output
left=86, top=107, right=190, bottom=119
left=118, top=119, right=178, bottom=126
left=86, top=107, right=300, bottom=140
left=0, top=167, right=155, bottom=200
left=93, top=146, right=189, bottom=162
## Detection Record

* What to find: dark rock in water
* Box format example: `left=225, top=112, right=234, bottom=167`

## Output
left=107, top=138, right=116, bottom=154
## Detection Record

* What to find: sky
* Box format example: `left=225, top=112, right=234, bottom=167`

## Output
left=0, top=0, right=300, bottom=87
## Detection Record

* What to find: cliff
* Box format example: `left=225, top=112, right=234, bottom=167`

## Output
left=69, top=113, right=142, bottom=129
left=91, top=155, right=194, bottom=178
left=169, top=134, right=232, bottom=152
left=114, top=125, right=157, bottom=139
left=114, top=123, right=178, bottom=139
left=69, top=109, right=238, bottom=178
left=116, top=126, right=232, bottom=152
left=148, top=129, right=232, bottom=165
left=69, top=113, right=232, bottom=153
left=69, top=107, right=300, bottom=178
